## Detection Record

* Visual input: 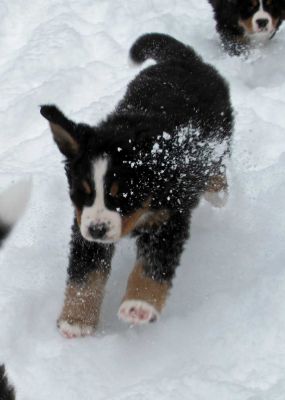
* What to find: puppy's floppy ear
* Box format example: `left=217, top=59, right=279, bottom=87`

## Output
left=40, top=105, right=80, bottom=158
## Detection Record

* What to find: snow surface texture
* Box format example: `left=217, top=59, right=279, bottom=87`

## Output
left=0, top=0, right=285, bottom=399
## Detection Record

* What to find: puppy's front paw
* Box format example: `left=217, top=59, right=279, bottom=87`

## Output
left=204, top=189, right=228, bottom=208
left=118, top=300, right=159, bottom=325
left=57, top=320, right=95, bottom=339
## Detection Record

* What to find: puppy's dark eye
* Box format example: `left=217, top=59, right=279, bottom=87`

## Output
left=248, top=0, right=258, bottom=10
left=70, top=180, right=94, bottom=206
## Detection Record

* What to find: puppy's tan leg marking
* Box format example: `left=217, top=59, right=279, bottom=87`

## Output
left=118, top=261, right=170, bottom=325
left=204, top=174, right=229, bottom=208
left=58, top=270, right=108, bottom=338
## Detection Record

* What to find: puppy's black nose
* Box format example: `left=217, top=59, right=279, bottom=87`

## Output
left=89, top=223, right=108, bottom=239
left=257, top=18, right=269, bottom=29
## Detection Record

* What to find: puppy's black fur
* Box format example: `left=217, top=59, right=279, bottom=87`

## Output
left=41, top=33, right=233, bottom=328
left=208, top=0, right=285, bottom=55
left=0, top=366, right=15, bottom=400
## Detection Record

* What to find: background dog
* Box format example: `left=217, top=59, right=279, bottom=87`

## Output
left=41, top=33, right=234, bottom=339
left=0, top=181, right=30, bottom=399
left=208, top=0, right=285, bottom=55
left=0, top=181, right=31, bottom=248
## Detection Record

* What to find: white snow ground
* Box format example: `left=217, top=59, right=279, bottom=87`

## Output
left=0, top=0, right=285, bottom=399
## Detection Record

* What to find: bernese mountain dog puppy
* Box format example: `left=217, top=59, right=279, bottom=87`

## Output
left=208, top=0, right=285, bottom=55
left=41, top=33, right=234, bottom=338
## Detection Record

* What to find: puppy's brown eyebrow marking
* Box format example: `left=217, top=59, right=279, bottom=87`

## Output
left=82, top=180, right=92, bottom=194
left=110, top=182, right=119, bottom=197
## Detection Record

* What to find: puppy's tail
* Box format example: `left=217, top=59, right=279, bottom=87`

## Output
left=130, top=33, right=197, bottom=64
left=0, top=180, right=31, bottom=247
left=0, top=365, right=16, bottom=400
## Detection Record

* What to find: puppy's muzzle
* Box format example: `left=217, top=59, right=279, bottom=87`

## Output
left=256, top=18, right=269, bottom=30
left=88, top=223, right=108, bottom=240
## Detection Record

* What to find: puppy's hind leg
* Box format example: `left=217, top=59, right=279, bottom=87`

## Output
left=204, top=174, right=229, bottom=208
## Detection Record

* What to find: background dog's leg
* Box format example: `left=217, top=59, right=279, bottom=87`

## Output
left=0, top=180, right=31, bottom=247
left=58, top=221, right=114, bottom=338
left=118, top=213, right=190, bottom=325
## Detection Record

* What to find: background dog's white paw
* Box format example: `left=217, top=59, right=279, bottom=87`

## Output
left=0, top=179, right=32, bottom=226
left=118, top=300, right=159, bottom=325
left=204, top=190, right=228, bottom=208
left=58, top=320, right=95, bottom=339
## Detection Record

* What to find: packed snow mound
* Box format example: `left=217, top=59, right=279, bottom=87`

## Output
left=0, top=0, right=285, bottom=399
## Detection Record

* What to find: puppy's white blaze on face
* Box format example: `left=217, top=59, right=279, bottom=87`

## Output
left=252, top=0, right=274, bottom=36
left=80, top=157, right=122, bottom=243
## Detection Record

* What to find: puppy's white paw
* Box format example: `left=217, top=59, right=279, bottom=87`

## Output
left=58, top=320, right=95, bottom=339
left=204, top=190, right=228, bottom=208
left=118, top=300, right=159, bottom=325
